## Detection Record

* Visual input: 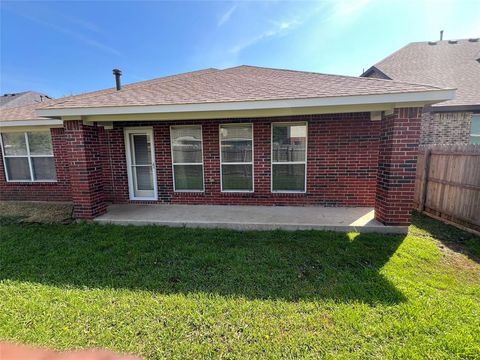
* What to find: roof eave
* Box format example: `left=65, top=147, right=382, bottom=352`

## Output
left=425, top=104, right=480, bottom=112
left=36, top=90, right=455, bottom=119
left=0, top=119, right=64, bottom=131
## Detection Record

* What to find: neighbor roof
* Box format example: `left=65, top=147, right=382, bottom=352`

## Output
left=0, top=102, right=51, bottom=121
left=0, top=91, right=52, bottom=109
left=39, top=65, right=452, bottom=114
left=0, top=101, right=63, bottom=129
left=362, top=39, right=480, bottom=108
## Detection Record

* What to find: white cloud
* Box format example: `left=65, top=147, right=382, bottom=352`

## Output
left=218, top=4, right=237, bottom=26
left=229, top=18, right=300, bottom=55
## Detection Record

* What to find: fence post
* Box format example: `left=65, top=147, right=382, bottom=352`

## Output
left=419, top=148, right=432, bottom=212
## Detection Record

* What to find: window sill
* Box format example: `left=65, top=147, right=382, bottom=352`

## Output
left=271, top=191, right=307, bottom=195
left=5, top=180, right=58, bottom=184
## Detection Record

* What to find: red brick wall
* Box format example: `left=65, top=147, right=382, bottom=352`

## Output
left=0, top=128, right=71, bottom=202
left=103, top=113, right=381, bottom=206
left=375, top=108, right=422, bottom=225
left=64, top=121, right=106, bottom=219
left=1, top=111, right=422, bottom=225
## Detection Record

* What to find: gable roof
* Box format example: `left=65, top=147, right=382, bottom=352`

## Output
left=37, top=65, right=454, bottom=118
left=0, top=91, right=52, bottom=109
left=362, top=39, right=480, bottom=108
left=0, top=102, right=51, bottom=121
left=0, top=101, right=63, bottom=129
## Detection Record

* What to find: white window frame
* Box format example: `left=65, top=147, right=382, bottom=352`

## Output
left=471, top=114, right=480, bottom=144
left=0, top=131, right=57, bottom=183
left=219, top=123, right=254, bottom=193
left=124, top=127, right=158, bottom=201
left=271, top=122, right=308, bottom=193
left=170, top=125, right=205, bottom=192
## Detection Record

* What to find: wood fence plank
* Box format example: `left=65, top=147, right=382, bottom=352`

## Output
left=415, top=144, right=480, bottom=231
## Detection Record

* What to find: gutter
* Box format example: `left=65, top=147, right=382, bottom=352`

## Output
left=0, top=119, right=64, bottom=128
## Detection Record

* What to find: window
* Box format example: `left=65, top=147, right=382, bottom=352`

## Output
left=170, top=126, right=204, bottom=191
left=220, top=124, right=253, bottom=192
left=471, top=114, right=480, bottom=144
left=272, top=122, right=307, bottom=192
left=1, top=131, right=57, bottom=182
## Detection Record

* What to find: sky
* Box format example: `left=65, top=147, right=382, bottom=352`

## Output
left=1, top=0, right=479, bottom=98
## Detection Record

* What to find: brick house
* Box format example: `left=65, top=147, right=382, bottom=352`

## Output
left=0, top=66, right=454, bottom=226
left=362, top=38, right=480, bottom=145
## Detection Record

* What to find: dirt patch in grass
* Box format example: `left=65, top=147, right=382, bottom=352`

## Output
left=0, top=201, right=73, bottom=224
left=411, top=212, right=480, bottom=270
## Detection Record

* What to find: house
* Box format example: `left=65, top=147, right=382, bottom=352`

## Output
left=362, top=38, right=480, bottom=144
left=0, top=91, right=52, bottom=109
left=0, top=66, right=454, bottom=227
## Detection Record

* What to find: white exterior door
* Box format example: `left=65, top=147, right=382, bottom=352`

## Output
left=125, top=128, right=157, bottom=200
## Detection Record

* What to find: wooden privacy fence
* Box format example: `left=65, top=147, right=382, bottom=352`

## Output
left=414, top=144, right=480, bottom=233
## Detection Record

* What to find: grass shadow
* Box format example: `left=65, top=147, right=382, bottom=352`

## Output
left=0, top=218, right=406, bottom=304
left=411, top=212, right=480, bottom=264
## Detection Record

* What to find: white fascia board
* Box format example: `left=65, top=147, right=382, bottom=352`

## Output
left=0, top=119, right=64, bottom=128
left=37, top=89, right=455, bottom=117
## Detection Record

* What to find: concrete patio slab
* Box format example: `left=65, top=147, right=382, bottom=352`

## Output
left=93, top=204, right=408, bottom=234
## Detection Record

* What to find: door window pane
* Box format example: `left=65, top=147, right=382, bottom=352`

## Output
left=5, top=157, right=31, bottom=180
left=222, top=164, right=253, bottom=191
left=272, top=164, right=305, bottom=191
left=171, top=126, right=202, bottom=163
left=2, top=133, right=27, bottom=155
left=32, top=157, right=57, bottom=181
left=134, top=166, right=154, bottom=192
left=28, top=132, right=53, bottom=155
left=131, top=134, right=151, bottom=165
left=173, top=164, right=203, bottom=191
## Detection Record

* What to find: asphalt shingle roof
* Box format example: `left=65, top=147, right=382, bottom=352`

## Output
left=0, top=101, right=54, bottom=122
left=366, top=39, right=480, bottom=107
left=41, top=65, right=449, bottom=110
left=0, top=91, right=52, bottom=109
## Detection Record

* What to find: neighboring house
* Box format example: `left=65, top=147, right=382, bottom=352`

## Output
left=362, top=38, right=480, bottom=145
left=0, top=66, right=454, bottom=226
left=0, top=91, right=52, bottom=109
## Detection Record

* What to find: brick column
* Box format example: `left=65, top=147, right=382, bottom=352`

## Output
left=375, top=108, right=422, bottom=226
left=64, top=120, right=106, bottom=219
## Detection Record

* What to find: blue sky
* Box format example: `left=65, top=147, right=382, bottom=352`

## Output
left=1, top=0, right=479, bottom=98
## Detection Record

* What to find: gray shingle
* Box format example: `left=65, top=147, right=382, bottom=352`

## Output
left=363, top=39, right=480, bottom=107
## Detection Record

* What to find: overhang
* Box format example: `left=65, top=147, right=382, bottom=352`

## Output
left=36, top=89, right=456, bottom=121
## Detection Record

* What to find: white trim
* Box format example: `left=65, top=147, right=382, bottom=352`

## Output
left=219, top=123, right=254, bottom=193
left=170, top=125, right=205, bottom=192
left=0, top=130, right=57, bottom=183
left=36, top=89, right=456, bottom=117
left=124, top=127, right=158, bottom=201
left=271, top=122, right=308, bottom=193
left=0, top=119, right=63, bottom=128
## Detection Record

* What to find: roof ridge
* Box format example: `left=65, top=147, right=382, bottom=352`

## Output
left=47, top=68, right=219, bottom=108
left=229, top=64, right=449, bottom=90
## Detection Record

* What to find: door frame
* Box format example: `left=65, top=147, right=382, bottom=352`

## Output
left=124, top=127, right=158, bottom=201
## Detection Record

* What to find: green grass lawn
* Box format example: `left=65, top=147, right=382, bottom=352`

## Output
left=0, top=213, right=479, bottom=359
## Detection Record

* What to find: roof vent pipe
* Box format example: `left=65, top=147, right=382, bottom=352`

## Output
left=112, top=69, right=122, bottom=91
left=440, top=30, right=443, bottom=41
